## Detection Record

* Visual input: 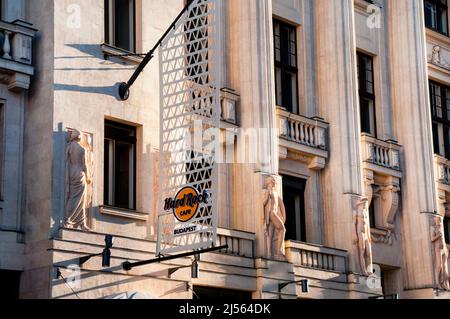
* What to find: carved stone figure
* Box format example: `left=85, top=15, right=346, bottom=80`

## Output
left=64, top=129, right=93, bottom=230
left=431, top=45, right=442, bottom=65
left=430, top=45, right=450, bottom=70
left=263, top=176, right=286, bottom=260
left=353, top=198, right=373, bottom=276
left=430, top=216, right=450, bottom=291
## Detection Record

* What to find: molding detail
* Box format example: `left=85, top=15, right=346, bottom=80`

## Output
left=428, top=45, right=450, bottom=71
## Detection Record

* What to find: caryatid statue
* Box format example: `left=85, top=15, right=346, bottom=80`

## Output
left=64, top=129, right=92, bottom=231
left=430, top=216, right=450, bottom=291
left=353, top=198, right=373, bottom=276
left=263, top=176, right=287, bottom=260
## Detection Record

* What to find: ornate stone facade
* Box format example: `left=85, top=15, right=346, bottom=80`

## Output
left=0, top=0, right=448, bottom=299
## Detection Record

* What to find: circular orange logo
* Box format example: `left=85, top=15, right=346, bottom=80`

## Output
left=173, top=187, right=200, bottom=222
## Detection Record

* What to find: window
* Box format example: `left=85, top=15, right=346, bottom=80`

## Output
left=424, top=0, right=448, bottom=35
left=105, top=0, right=136, bottom=52
left=282, top=175, right=306, bottom=242
left=357, top=52, right=377, bottom=136
left=273, top=19, right=299, bottom=114
left=104, top=120, right=136, bottom=210
left=430, top=81, right=450, bottom=159
left=444, top=217, right=450, bottom=244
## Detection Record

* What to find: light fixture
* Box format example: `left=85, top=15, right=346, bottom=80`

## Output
left=278, top=279, right=309, bottom=294
left=191, top=260, right=199, bottom=278
left=77, top=235, right=113, bottom=267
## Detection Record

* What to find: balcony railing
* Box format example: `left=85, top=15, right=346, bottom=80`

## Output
left=0, top=20, right=36, bottom=91
left=278, top=109, right=328, bottom=150
left=277, top=109, right=329, bottom=170
left=285, top=241, right=347, bottom=273
left=215, top=228, right=255, bottom=259
left=360, top=134, right=401, bottom=172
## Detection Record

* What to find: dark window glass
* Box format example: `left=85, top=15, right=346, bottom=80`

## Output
left=282, top=175, right=307, bottom=242
left=424, top=0, right=448, bottom=35
left=105, top=0, right=135, bottom=52
left=430, top=81, right=450, bottom=159
left=104, top=120, right=136, bottom=210
left=273, top=19, right=299, bottom=114
left=369, top=201, right=376, bottom=229
left=444, top=217, right=450, bottom=244
left=357, top=52, right=377, bottom=136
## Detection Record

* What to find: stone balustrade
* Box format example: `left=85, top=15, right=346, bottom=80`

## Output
left=215, top=228, right=255, bottom=258
left=0, top=20, right=36, bottom=91
left=361, top=134, right=402, bottom=173
left=277, top=108, right=329, bottom=170
left=285, top=241, right=347, bottom=273
left=278, top=109, right=328, bottom=150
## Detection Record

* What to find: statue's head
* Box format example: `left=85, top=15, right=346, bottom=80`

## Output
left=69, top=129, right=81, bottom=142
left=264, top=176, right=276, bottom=190
left=433, top=215, right=442, bottom=227
left=356, top=197, right=369, bottom=213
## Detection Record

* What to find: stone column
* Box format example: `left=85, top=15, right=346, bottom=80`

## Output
left=314, top=0, right=365, bottom=275
left=228, top=0, right=296, bottom=298
left=228, top=0, right=279, bottom=250
left=386, top=0, right=437, bottom=294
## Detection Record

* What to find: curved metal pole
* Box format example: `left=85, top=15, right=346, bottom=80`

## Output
left=118, top=0, right=196, bottom=100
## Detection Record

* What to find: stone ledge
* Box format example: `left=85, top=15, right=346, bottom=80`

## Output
left=101, top=43, right=144, bottom=64
left=100, top=206, right=149, bottom=222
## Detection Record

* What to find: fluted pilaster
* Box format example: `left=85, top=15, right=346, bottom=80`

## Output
left=314, top=0, right=364, bottom=274
left=387, top=0, right=436, bottom=291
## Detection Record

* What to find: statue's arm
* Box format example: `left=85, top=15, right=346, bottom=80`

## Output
left=279, top=196, right=286, bottom=224
left=262, top=189, right=269, bottom=206
left=353, top=212, right=359, bottom=244
left=262, top=190, right=269, bottom=229
left=431, top=227, right=441, bottom=242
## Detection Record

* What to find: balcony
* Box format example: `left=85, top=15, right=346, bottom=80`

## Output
left=0, top=20, right=36, bottom=91
left=215, top=228, right=255, bottom=259
left=285, top=241, right=348, bottom=290
left=360, top=134, right=402, bottom=178
left=277, top=108, right=329, bottom=170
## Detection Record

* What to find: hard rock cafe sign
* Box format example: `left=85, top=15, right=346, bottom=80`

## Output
left=164, top=187, right=210, bottom=224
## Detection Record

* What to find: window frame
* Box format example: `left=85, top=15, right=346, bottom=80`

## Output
left=424, top=0, right=449, bottom=36
left=357, top=51, right=378, bottom=137
left=273, top=18, right=300, bottom=115
left=430, top=80, right=450, bottom=159
left=103, top=120, right=137, bottom=211
left=105, top=0, right=137, bottom=53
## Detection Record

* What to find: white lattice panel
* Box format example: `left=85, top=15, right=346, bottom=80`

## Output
left=157, top=0, right=221, bottom=255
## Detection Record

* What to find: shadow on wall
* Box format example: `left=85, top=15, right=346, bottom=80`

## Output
left=53, top=82, right=123, bottom=99
left=54, top=43, right=138, bottom=99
